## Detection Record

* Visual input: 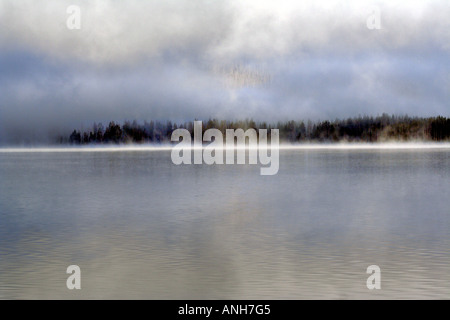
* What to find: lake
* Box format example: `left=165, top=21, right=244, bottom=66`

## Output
left=0, top=146, right=449, bottom=299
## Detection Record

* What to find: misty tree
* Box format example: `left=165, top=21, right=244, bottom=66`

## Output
left=69, top=130, right=81, bottom=144
left=103, top=122, right=122, bottom=143
left=65, top=115, right=450, bottom=145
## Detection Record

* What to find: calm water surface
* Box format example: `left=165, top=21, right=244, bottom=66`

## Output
left=0, top=148, right=449, bottom=299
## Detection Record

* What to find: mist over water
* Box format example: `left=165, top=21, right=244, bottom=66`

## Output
left=0, top=149, right=449, bottom=299
left=1, top=0, right=449, bottom=300
left=2, top=142, right=450, bottom=152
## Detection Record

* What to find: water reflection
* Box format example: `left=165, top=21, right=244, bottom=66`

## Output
left=0, top=149, right=449, bottom=299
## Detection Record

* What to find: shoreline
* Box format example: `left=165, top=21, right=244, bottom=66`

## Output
left=2, top=142, right=450, bottom=153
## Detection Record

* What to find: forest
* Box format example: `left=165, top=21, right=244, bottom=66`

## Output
left=64, top=114, right=450, bottom=144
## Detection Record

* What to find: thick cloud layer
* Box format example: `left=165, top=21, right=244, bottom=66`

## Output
left=0, top=0, right=449, bottom=143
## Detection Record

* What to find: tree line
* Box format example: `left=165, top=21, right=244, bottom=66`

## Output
left=65, top=114, right=450, bottom=144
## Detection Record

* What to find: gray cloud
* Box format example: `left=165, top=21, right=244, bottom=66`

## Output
left=0, top=0, right=449, bottom=143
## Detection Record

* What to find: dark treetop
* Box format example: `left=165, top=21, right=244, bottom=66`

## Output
left=65, top=114, right=450, bottom=144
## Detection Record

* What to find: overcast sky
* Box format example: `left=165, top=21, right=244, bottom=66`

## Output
left=0, top=0, right=449, bottom=143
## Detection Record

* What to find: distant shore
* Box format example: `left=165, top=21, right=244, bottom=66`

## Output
left=63, top=115, right=450, bottom=145
left=2, top=142, right=450, bottom=153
